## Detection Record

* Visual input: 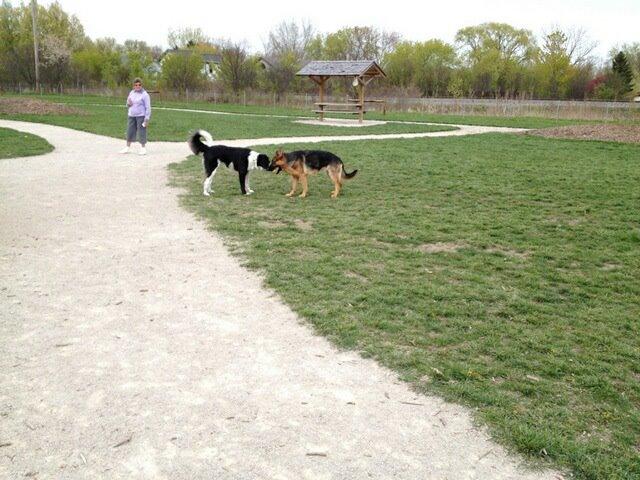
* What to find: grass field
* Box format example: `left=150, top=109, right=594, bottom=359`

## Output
left=0, top=98, right=457, bottom=140
left=169, top=133, right=640, bottom=480
left=0, top=127, right=53, bottom=159
left=3, top=93, right=599, bottom=129
left=3, top=94, right=639, bottom=478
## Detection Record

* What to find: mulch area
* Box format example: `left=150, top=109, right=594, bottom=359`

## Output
left=0, top=97, right=87, bottom=115
left=528, top=124, right=640, bottom=144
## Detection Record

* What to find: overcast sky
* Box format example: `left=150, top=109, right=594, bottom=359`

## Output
left=16, top=0, right=639, bottom=60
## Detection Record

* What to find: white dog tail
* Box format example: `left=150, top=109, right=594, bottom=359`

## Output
left=188, top=129, right=215, bottom=155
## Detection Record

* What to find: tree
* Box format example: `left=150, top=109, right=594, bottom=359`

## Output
left=264, top=20, right=314, bottom=60
left=160, top=50, right=206, bottom=92
left=616, top=43, right=640, bottom=95
left=618, top=43, right=640, bottom=81
left=314, top=26, right=400, bottom=62
left=167, top=27, right=212, bottom=49
left=0, top=1, right=23, bottom=85
left=455, top=23, right=536, bottom=97
left=612, top=51, right=634, bottom=95
left=122, top=39, right=156, bottom=83
left=216, top=42, right=257, bottom=94
left=412, top=40, right=458, bottom=97
left=261, top=20, right=314, bottom=96
left=562, top=27, right=597, bottom=65
left=0, top=1, right=86, bottom=87
left=70, top=37, right=127, bottom=87
left=535, top=30, right=572, bottom=98
left=384, top=41, right=416, bottom=89
left=40, top=33, right=71, bottom=86
left=532, top=27, right=597, bottom=99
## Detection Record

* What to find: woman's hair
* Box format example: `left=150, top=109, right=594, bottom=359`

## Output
left=133, top=77, right=142, bottom=85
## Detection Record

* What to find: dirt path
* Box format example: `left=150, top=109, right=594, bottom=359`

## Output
left=0, top=120, right=558, bottom=479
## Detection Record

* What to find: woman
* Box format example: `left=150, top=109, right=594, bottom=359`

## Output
left=119, top=78, right=151, bottom=155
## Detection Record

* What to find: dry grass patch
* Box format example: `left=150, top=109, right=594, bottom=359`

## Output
left=0, top=97, right=87, bottom=116
left=418, top=242, right=465, bottom=254
left=257, top=220, right=287, bottom=229
left=600, top=262, right=621, bottom=271
left=528, top=124, right=640, bottom=144
left=484, top=246, right=530, bottom=259
left=294, top=219, right=313, bottom=231
left=344, top=271, right=369, bottom=283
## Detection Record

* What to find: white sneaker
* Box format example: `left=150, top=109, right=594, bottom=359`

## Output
left=138, top=147, right=147, bottom=156
left=119, top=146, right=130, bottom=154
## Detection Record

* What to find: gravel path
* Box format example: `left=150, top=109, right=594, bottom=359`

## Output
left=0, top=120, right=558, bottom=480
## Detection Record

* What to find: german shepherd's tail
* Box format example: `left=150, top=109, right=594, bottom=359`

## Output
left=188, top=129, right=215, bottom=155
left=341, top=165, right=358, bottom=180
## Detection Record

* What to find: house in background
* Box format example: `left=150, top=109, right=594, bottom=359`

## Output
left=258, top=56, right=276, bottom=71
left=145, top=61, right=162, bottom=77
left=201, top=53, right=222, bottom=79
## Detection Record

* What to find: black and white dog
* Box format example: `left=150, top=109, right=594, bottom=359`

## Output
left=188, top=130, right=271, bottom=196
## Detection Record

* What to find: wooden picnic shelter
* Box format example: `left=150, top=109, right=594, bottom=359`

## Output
left=296, top=60, right=386, bottom=123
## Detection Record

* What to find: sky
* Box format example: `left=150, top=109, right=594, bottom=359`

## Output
left=15, top=0, right=640, bottom=60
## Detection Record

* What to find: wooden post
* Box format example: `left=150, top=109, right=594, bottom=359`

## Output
left=319, top=77, right=326, bottom=121
left=30, top=0, right=40, bottom=92
left=358, top=77, right=365, bottom=123
left=308, top=75, right=330, bottom=121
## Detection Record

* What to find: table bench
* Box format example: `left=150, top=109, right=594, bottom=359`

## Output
left=314, top=102, right=366, bottom=121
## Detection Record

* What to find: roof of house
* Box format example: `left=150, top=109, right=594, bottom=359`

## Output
left=201, top=53, right=222, bottom=63
left=297, top=60, right=386, bottom=78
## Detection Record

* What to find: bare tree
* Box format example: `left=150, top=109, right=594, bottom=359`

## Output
left=217, top=41, right=257, bottom=94
left=167, top=27, right=212, bottom=49
left=264, top=20, right=315, bottom=62
left=320, top=26, right=401, bottom=62
left=541, top=26, right=597, bottom=66
left=261, top=20, right=316, bottom=96
left=40, top=33, right=71, bottom=85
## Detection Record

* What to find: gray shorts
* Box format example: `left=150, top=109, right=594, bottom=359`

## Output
left=126, top=116, right=147, bottom=144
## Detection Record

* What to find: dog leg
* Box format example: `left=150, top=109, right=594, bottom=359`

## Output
left=238, top=171, right=248, bottom=195
left=299, top=175, right=308, bottom=198
left=203, top=165, right=218, bottom=196
left=328, top=167, right=342, bottom=198
left=331, top=173, right=341, bottom=198
left=286, top=176, right=298, bottom=197
left=244, top=172, right=254, bottom=195
left=331, top=181, right=342, bottom=198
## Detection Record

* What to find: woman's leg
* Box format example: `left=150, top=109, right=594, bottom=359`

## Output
left=126, top=116, right=137, bottom=146
left=137, top=117, right=147, bottom=146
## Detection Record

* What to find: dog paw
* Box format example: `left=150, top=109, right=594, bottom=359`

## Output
left=299, top=193, right=307, bottom=198
left=245, top=191, right=254, bottom=196
left=285, top=193, right=294, bottom=197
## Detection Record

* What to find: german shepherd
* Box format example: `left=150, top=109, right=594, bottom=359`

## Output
left=269, top=149, right=358, bottom=198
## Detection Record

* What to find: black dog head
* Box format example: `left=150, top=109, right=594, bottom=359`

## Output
left=257, top=153, right=271, bottom=170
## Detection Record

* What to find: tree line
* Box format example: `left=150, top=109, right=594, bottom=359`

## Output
left=0, top=1, right=637, bottom=100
